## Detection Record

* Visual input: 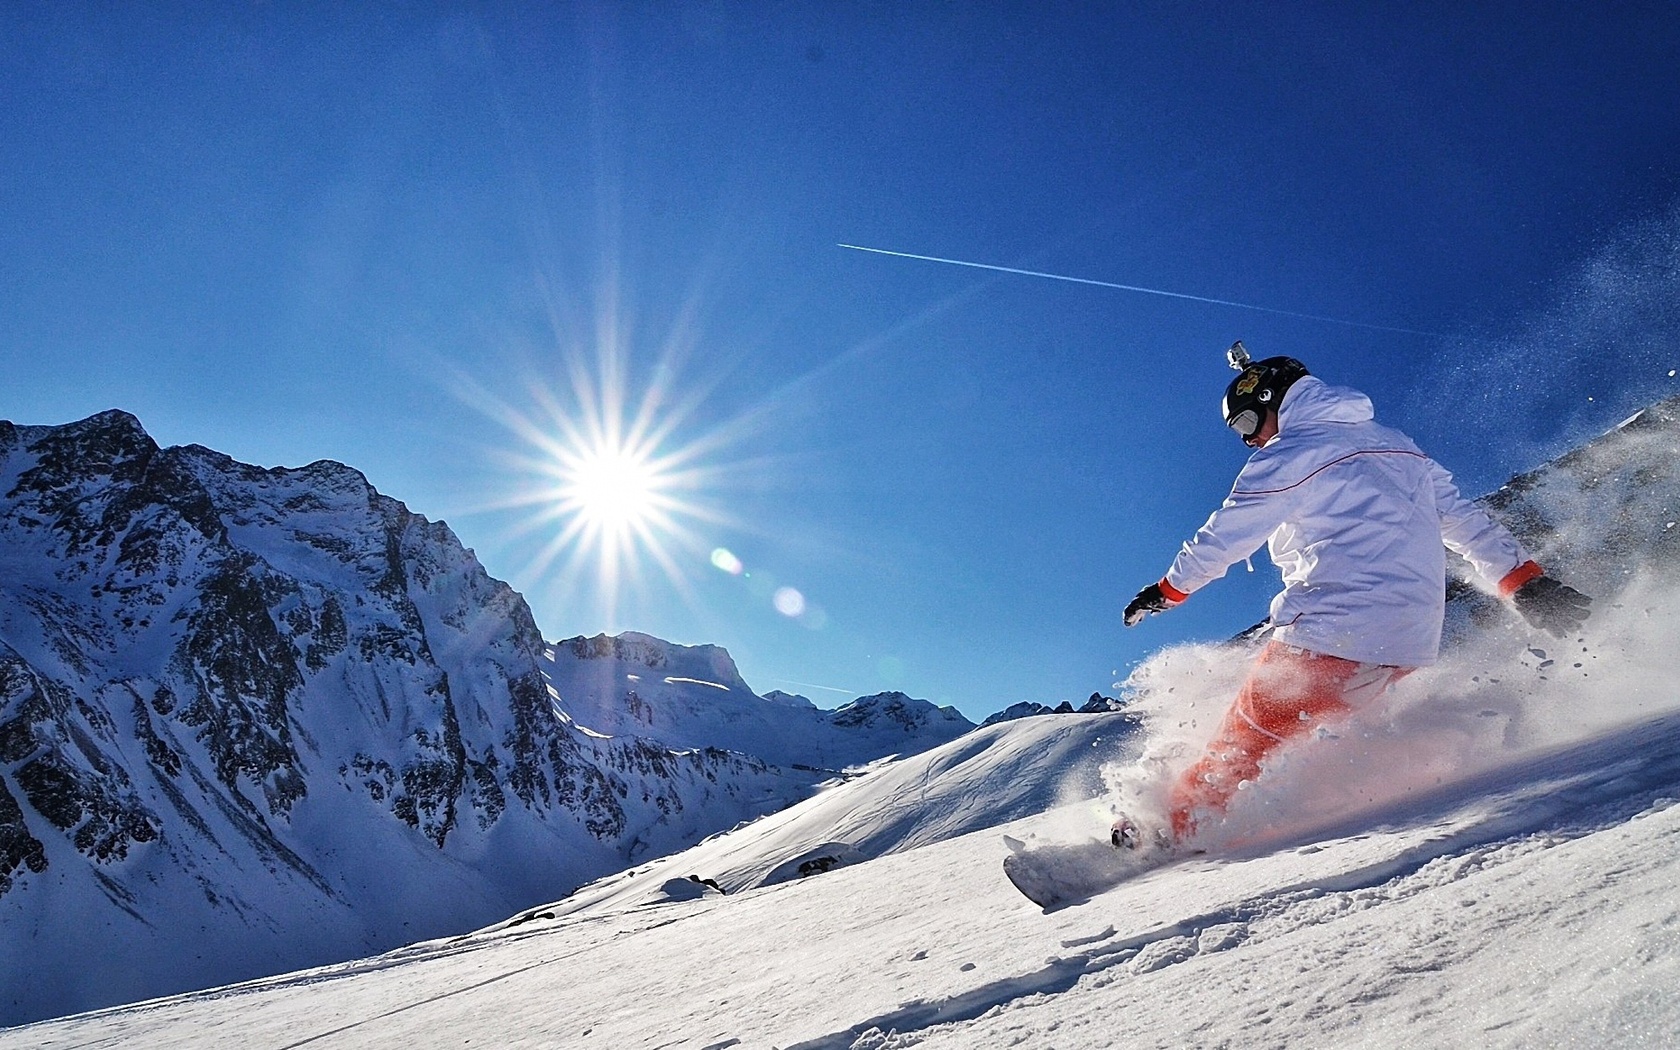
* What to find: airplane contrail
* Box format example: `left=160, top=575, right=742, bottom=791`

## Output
left=838, top=243, right=1449, bottom=339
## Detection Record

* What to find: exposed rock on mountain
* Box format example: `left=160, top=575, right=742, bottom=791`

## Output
left=980, top=693, right=1127, bottom=727
left=0, top=411, right=955, bottom=1026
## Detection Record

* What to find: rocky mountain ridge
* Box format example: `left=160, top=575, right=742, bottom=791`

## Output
left=980, top=692, right=1127, bottom=727
left=0, top=410, right=965, bottom=1026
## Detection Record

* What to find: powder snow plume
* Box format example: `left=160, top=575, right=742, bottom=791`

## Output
left=1094, top=580, right=1680, bottom=853
left=1096, top=392, right=1680, bottom=852
left=1407, top=195, right=1680, bottom=484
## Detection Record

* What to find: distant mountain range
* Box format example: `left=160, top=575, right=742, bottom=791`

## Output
left=546, top=630, right=974, bottom=769
left=0, top=411, right=973, bottom=1026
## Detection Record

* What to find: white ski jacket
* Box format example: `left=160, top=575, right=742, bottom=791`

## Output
left=1161, top=376, right=1535, bottom=667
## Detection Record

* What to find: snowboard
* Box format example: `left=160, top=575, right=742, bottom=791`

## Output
left=1002, top=834, right=1174, bottom=910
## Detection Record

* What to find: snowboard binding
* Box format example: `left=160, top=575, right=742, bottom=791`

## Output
left=1111, top=815, right=1173, bottom=852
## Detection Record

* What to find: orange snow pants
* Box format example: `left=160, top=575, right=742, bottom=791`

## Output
left=1168, top=641, right=1410, bottom=841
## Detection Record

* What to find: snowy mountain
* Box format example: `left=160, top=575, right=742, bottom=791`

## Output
left=7, top=619, right=1676, bottom=1048
left=0, top=411, right=967, bottom=1027
left=981, top=692, right=1126, bottom=726
left=546, top=631, right=974, bottom=770
left=6, top=395, right=1675, bottom=1047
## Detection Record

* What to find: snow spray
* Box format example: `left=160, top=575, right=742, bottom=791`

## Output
left=1087, top=574, right=1680, bottom=854
left=1403, top=196, right=1680, bottom=480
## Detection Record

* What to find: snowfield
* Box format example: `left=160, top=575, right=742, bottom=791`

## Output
left=9, top=585, right=1679, bottom=1050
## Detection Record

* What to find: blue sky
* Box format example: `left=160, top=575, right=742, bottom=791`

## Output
left=4, top=3, right=1679, bottom=719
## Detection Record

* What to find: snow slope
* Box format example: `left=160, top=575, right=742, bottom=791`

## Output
left=531, top=709, right=1139, bottom=917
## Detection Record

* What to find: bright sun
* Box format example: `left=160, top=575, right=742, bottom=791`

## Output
left=451, top=276, right=759, bottom=631
left=459, top=334, right=733, bottom=632
left=558, top=441, right=664, bottom=535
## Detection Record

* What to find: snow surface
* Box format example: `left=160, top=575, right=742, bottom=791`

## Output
left=8, top=581, right=1679, bottom=1049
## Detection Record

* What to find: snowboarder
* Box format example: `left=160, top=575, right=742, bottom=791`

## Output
left=1120, top=343, right=1591, bottom=845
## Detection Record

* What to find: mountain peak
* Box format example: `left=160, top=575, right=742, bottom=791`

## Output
left=45, top=408, right=156, bottom=453
left=70, top=407, right=146, bottom=430
left=555, top=630, right=747, bottom=688
left=10, top=408, right=159, bottom=479
left=829, top=691, right=970, bottom=732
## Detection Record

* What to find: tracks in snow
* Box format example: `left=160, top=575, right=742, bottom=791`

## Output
left=785, top=712, right=1680, bottom=1050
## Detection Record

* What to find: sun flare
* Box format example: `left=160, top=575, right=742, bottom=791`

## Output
left=559, top=441, right=663, bottom=534
left=454, top=318, right=744, bottom=633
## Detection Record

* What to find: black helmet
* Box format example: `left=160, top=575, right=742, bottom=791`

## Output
left=1222, top=355, right=1309, bottom=439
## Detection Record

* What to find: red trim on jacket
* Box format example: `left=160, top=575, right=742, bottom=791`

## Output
left=1158, top=577, right=1190, bottom=604
left=1497, top=560, right=1545, bottom=599
left=1232, top=449, right=1429, bottom=497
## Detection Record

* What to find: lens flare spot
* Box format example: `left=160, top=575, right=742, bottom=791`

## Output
left=711, top=548, right=744, bottom=575
left=773, top=586, right=806, bottom=617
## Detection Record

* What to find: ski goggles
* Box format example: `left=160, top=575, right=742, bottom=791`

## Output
left=1226, top=408, right=1262, bottom=439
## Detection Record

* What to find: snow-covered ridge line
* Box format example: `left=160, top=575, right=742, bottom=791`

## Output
left=544, top=631, right=976, bottom=770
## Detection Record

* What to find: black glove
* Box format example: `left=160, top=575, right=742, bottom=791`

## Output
left=1512, top=575, right=1592, bottom=638
left=1124, top=583, right=1173, bottom=627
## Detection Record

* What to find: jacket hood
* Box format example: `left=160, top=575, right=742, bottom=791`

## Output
left=1276, top=375, right=1374, bottom=429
